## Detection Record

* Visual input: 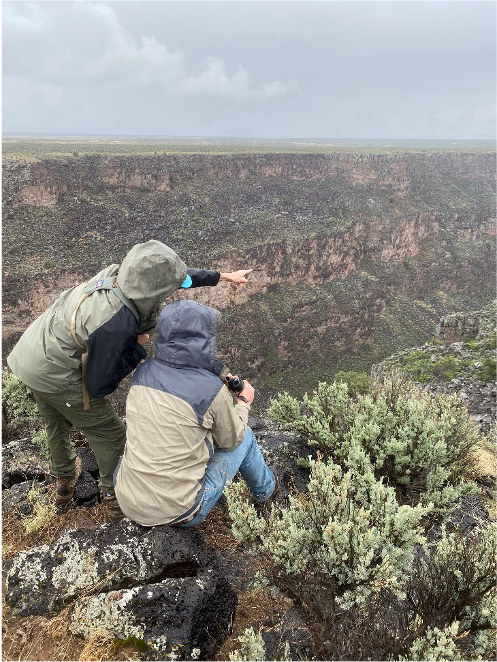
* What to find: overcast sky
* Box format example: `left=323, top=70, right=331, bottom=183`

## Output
left=2, top=1, right=496, bottom=139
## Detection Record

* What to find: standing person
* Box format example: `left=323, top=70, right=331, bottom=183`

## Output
left=6, top=240, right=252, bottom=518
left=114, top=299, right=276, bottom=527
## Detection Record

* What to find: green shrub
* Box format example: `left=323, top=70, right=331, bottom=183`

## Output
left=32, top=429, right=50, bottom=459
left=399, top=351, right=462, bottom=383
left=227, top=469, right=495, bottom=660
left=483, top=333, right=496, bottom=351
left=334, top=370, right=371, bottom=396
left=399, top=350, right=433, bottom=382
left=226, top=456, right=429, bottom=614
left=431, top=356, right=458, bottom=381
left=475, top=357, right=496, bottom=383
left=229, top=628, right=266, bottom=661
left=229, top=627, right=291, bottom=662
left=404, top=524, right=496, bottom=660
left=2, top=370, right=48, bottom=453
left=268, top=374, right=479, bottom=516
left=402, top=623, right=459, bottom=661
left=2, top=369, right=40, bottom=431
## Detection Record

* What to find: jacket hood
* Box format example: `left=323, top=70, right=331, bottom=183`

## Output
left=118, top=241, right=188, bottom=332
left=155, top=300, right=224, bottom=376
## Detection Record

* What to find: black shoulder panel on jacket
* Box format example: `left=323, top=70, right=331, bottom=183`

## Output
left=86, top=306, right=146, bottom=398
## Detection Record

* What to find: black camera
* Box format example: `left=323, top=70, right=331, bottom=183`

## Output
left=225, top=375, right=244, bottom=394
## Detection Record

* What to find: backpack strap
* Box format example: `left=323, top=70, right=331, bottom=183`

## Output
left=70, top=284, right=91, bottom=410
left=71, top=277, right=140, bottom=411
left=83, top=276, right=140, bottom=323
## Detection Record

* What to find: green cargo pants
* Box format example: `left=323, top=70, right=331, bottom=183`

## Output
left=30, top=389, right=126, bottom=495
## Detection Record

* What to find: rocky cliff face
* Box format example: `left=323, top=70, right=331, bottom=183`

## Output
left=3, top=151, right=495, bottom=411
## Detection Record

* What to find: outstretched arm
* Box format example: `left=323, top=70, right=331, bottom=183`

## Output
left=184, top=268, right=253, bottom=288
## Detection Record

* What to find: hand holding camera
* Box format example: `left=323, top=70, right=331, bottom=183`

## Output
left=225, top=373, right=254, bottom=406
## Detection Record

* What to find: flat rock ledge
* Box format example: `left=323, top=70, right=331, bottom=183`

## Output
left=5, top=519, right=236, bottom=660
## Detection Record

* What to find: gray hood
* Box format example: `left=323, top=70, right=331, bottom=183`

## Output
left=155, top=300, right=224, bottom=376
left=118, top=241, right=188, bottom=333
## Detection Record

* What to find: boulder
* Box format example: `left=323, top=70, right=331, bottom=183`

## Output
left=70, top=572, right=237, bottom=660
left=5, top=519, right=215, bottom=617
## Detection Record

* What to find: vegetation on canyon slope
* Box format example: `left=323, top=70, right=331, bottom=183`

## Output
left=377, top=301, right=497, bottom=385
left=3, top=148, right=495, bottom=416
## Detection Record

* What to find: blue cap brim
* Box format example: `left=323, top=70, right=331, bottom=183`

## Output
left=180, top=274, right=193, bottom=288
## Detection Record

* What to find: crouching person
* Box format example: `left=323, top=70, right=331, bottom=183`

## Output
left=114, top=300, right=276, bottom=527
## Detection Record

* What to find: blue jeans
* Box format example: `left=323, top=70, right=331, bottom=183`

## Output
left=181, top=427, right=275, bottom=528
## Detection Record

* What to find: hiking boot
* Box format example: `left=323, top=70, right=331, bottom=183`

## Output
left=102, top=493, right=125, bottom=523
left=55, top=456, right=82, bottom=505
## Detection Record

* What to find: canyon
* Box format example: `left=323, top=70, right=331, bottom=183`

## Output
left=2, top=148, right=495, bottom=412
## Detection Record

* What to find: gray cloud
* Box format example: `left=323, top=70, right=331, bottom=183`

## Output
left=2, top=1, right=495, bottom=138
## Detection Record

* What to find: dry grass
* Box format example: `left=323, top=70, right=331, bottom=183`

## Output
left=471, top=438, right=497, bottom=518
left=2, top=489, right=105, bottom=563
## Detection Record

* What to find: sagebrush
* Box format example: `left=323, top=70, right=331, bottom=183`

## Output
left=268, top=374, right=480, bottom=516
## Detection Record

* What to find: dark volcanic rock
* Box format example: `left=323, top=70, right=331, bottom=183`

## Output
left=2, top=438, right=49, bottom=489
left=73, top=469, right=100, bottom=506
left=2, top=480, right=38, bottom=517
left=5, top=519, right=215, bottom=617
left=2, top=438, right=100, bottom=507
left=70, top=572, right=237, bottom=661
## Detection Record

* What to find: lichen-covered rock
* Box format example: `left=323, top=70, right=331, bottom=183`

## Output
left=2, top=480, right=38, bottom=517
left=2, top=437, right=49, bottom=488
left=5, top=519, right=215, bottom=616
left=70, top=572, right=237, bottom=660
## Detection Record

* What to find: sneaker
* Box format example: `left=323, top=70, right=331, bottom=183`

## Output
left=102, top=493, right=125, bottom=523
left=55, top=456, right=83, bottom=505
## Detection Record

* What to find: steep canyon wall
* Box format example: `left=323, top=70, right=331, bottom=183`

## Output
left=3, top=151, right=495, bottom=411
